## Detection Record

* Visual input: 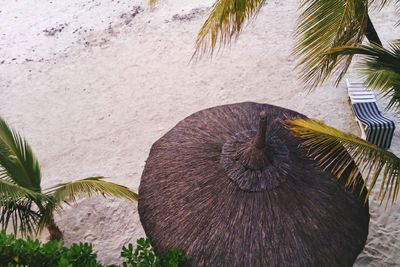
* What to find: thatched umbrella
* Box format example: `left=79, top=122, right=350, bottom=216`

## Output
left=138, top=102, right=369, bottom=267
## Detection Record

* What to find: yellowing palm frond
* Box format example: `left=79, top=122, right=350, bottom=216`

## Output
left=294, top=0, right=369, bottom=88
left=48, top=177, right=139, bottom=205
left=328, top=42, right=400, bottom=109
left=194, top=0, right=266, bottom=57
left=0, top=117, right=41, bottom=191
left=287, top=118, right=400, bottom=205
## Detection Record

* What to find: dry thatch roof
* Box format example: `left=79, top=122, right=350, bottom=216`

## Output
left=138, top=102, right=369, bottom=266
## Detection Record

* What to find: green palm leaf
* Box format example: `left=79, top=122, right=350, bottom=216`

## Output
left=287, top=118, right=400, bottom=204
left=0, top=179, right=50, bottom=236
left=47, top=177, right=139, bottom=205
left=0, top=199, right=43, bottom=236
left=0, top=179, right=47, bottom=202
left=194, top=0, right=266, bottom=57
left=328, top=42, right=400, bottom=109
left=0, top=117, right=41, bottom=191
left=294, top=0, right=369, bottom=88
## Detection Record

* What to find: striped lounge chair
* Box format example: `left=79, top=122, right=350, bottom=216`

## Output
left=346, top=79, right=395, bottom=149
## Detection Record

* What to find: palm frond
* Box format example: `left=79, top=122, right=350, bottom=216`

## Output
left=0, top=117, right=41, bottom=191
left=0, top=179, right=51, bottom=236
left=287, top=118, right=400, bottom=205
left=294, top=0, right=369, bottom=88
left=0, top=179, right=47, bottom=202
left=328, top=42, right=400, bottom=109
left=193, top=0, right=266, bottom=57
left=47, top=177, right=139, bottom=205
left=0, top=199, right=43, bottom=237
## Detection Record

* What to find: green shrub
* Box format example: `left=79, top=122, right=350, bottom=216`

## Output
left=0, top=231, right=186, bottom=267
left=121, top=238, right=158, bottom=267
left=120, top=238, right=186, bottom=267
left=0, top=231, right=101, bottom=267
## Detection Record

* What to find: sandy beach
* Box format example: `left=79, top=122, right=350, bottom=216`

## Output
left=0, top=0, right=399, bottom=265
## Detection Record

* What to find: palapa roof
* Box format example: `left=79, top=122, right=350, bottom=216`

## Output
left=138, top=102, right=369, bottom=266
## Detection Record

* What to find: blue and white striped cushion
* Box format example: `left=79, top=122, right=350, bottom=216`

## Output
left=352, top=102, right=395, bottom=149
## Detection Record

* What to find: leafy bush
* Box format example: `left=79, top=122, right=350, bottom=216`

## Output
left=120, top=238, right=186, bottom=267
left=0, top=231, right=186, bottom=267
left=0, top=231, right=101, bottom=267
left=159, top=249, right=186, bottom=267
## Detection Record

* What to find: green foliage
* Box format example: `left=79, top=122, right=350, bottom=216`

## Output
left=294, top=0, right=369, bottom=88
left=0, top=230, right=100, bottom=267
left=61, top=243, right=102, bottom=267
left=159, top=249, right=186, bottom=267
left=0, top=114, right=41, bottom=191
left=0, top=231, right=186, bottom=267
left=121, top=238, right=159, bottom=267
left=0, top=116, right=138, bottom=238
left=120, top=238, right=186, bottom=267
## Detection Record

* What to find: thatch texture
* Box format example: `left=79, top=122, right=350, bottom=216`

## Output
left=138, top=102, right=369, bottom=267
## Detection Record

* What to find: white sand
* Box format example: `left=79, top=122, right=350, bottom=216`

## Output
left=0, top=0, right=399, bottom=265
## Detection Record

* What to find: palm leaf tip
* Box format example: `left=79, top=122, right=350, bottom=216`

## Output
left=194, top=0, right=266, bottom=57
left=286, top=118, right=400, bottom=205
left=48, top=177, right=139, bottom=205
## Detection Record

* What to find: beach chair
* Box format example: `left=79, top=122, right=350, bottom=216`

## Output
left=346, top=79, right=395, bottom=149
